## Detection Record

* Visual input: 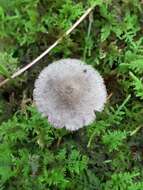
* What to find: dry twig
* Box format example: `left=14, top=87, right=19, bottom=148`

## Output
left=0, top=4, right=95, bottom=88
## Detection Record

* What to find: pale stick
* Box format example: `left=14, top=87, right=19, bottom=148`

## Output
left=0, top=4, right=95, bottom=88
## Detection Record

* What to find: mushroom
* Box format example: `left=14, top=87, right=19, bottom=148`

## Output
left=33, top=59, right=107, bottom=131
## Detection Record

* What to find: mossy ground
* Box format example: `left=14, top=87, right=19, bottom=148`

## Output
left=0, top=0, right=143, bottom=189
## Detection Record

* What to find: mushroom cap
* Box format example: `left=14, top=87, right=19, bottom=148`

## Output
left=33, top=59, right=107, bottom=131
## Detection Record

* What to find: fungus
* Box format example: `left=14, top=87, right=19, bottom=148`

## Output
left=33, top=59, right=107, bottom=131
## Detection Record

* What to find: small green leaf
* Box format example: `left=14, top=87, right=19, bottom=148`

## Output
left=101, top=24, right=111, bottom=42
left=0, top=64, right=10, bottom=77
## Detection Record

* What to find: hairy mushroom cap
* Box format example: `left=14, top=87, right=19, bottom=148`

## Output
left=33, top=59, right=107, bottom=131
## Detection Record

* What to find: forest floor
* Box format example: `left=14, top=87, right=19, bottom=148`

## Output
left=0, top=0, right=143, bottom=189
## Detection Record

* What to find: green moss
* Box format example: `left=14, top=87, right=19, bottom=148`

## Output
left=0, top=0, right=143, bottom=189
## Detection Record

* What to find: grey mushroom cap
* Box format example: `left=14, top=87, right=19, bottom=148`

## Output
left=33, top=59, right=107, bottom=131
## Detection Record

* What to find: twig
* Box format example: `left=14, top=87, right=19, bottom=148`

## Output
left=87, top=94, right=131, bottom=148
left=107, top=92, right=113, bottom=101
left=130, top=125, right=143, bottom=136
left=0, top=78, right=10, bottom=87
left=0, top=4, right=96, bottom=88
